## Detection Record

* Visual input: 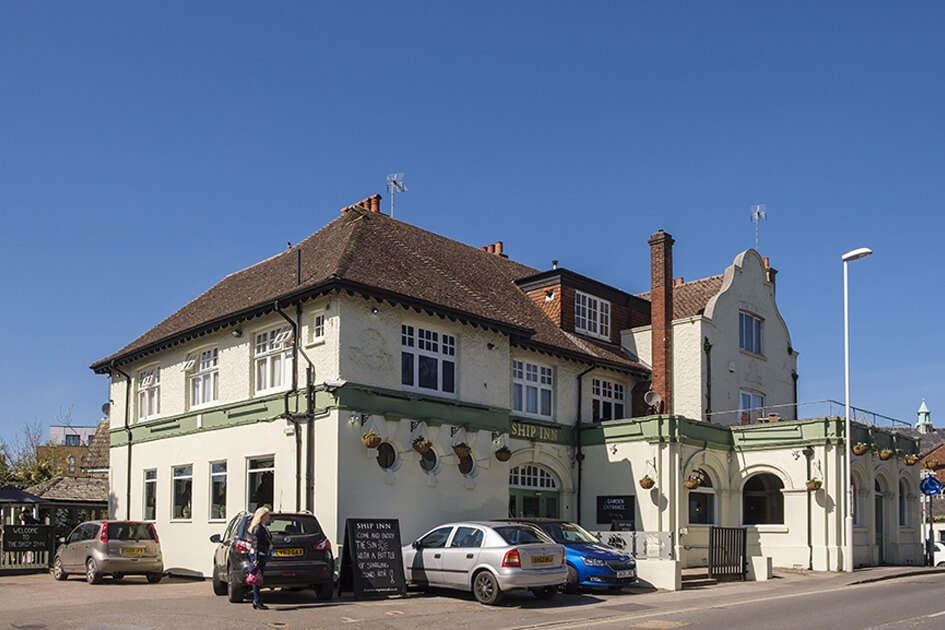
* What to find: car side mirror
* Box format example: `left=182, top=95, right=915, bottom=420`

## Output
left=412, top=540, right=421, bottom=549
left=209, top=534, right=221, bottom=544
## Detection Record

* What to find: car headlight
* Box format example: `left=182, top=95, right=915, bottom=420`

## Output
left=581, top=557, right=606, bottom=566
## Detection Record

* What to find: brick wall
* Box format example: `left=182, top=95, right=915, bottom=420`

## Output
left=525, top=283, right=563, bottom=327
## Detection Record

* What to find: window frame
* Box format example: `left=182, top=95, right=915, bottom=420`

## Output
left=310, top=309, right=326, bottom=345
left=739, top=390, right=765, bottom=424
left=574, top=291, right=611, bottom=340
left=253, top=326, right=294, bottom=396
left=187, top=346, right=219, bottom=409
left=512, top=359, right=554, bottom=419
left=401, top=324, right=457, bottom=397
left=143, top=469, right=157, bottom=522
left=687, top=470, right=716, bottom=526
left=738, top=311, right=763, bottom=356
left=172, top=464, right=193, bottom=521
left=247, top=455, right=275, bottom=512
left=210, top=461, right=227, bottom=521
left=591, top=377, right=626, bottom=422
left=742, top=473, right=785, bottom=526
left=136, top=365, right=161, bottom=421
left=899, top=479, right=909, bottom=528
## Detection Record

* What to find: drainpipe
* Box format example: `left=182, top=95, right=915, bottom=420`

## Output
left=575, top=363, right=597, bottom=524
left=110, top=362, right=133, bottom=520
left=803, top=446, right=814, bottom=570
left=792, top=370, right=799, bottom=420
left=703, top=337, right=713, bottom=420
left=274, top=300, right=303, bottom=512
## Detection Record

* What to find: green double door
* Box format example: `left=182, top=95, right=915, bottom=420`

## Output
left=508, top=488, right=560, bottom=519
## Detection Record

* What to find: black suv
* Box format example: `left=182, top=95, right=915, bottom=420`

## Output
left=210, top=511, right=334, bottom=602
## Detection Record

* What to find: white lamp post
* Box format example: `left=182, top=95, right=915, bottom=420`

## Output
left=842, top=247, right=872, bottom=572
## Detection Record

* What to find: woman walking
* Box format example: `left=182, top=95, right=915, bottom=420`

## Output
left=248, top=506, right=272, bottom=610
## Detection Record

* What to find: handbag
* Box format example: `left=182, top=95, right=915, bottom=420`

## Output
left=246, top=565, right=264, bottom=586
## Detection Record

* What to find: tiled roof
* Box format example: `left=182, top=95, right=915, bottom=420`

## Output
left=92, top=205, right=647, bottom=374
left=81, top=417, right=111, bottom=472
left=636, top=275, right=724, bottom=321
left=24, top=476, right=109, bottom=503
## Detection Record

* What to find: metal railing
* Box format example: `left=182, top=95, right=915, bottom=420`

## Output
left=589, top=530, right=674, bottom=560
left=704, top=400, right=910, bottom=429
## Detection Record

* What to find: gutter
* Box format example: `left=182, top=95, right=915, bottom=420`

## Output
left=110, top=362, right=133, bottom=520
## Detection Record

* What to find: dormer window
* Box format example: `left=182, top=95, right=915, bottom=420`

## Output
left=575, top=291, right=610, bottom=340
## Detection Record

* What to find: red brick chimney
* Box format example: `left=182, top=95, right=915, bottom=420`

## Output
left=340, top=194, right=383, bottom=214
left=649, top=230, right=674, bottom=414
left=763, top=256, right=778, bottom=291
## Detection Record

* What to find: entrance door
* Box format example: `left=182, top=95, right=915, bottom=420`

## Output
left=875, top=494, right=885, bottom=564
left=508, top=465, right=560, bottom=518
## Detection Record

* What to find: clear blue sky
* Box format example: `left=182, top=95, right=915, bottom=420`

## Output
left=2, top=1, right=943, bottom=443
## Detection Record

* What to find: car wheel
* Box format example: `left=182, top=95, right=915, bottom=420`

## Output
left=315, top=580, right=334, bottom=601
left=146, top=572, right=163, bottom=584
left=53, top=557, right=68, bottom=581
left=86, top=558, right=103, bottom=584
left=472, top=570, right=503, bottom=605
left=563, top=564, right=579, bottom=594
left=228, top=579, right=247, bottom=603
left=212, top=572, right=228, bottom=596
left=530, top=585, right=557, bottom=600
left=937, top=561, right=945, bottom=567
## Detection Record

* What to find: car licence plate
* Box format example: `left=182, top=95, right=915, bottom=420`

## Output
left=616, top=570, right=634, bottom=578
left=531, top=554, right=553, bottom=565
left=122, top=547, right=144, bottom=556
left=274, top=548, right=303, bottom=557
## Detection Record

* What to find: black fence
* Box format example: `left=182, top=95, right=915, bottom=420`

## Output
left=707, top=526, right=747, bottom=581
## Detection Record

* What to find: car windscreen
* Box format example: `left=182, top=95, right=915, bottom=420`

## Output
left=267, top=515, right=322, bottom=536
left=107, top=522, right=155, bottom=541
left=538, top=522, right=598, bottom=544
left=493, top=525, right=553, bottom=545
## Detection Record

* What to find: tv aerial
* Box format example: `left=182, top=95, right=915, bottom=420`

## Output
left=386, top=173, right=407, bottom=218
left=750, top=204, right=767, bottom=251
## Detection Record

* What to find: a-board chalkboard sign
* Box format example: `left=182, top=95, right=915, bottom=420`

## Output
left=338, top=518, right=406, bottom=599
left=596, top=495, right=636, bottom=528
left=2, top=525, right=51, bottom=552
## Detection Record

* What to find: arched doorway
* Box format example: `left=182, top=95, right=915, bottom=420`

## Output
left=875, top=479, right=886, bottom=564
left=509, top=465, right=560, bottom=518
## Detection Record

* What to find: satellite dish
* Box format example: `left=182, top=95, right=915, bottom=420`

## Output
left=101, top=402, right=111, bottom=416
left=643, top=391, right=662, bottom=407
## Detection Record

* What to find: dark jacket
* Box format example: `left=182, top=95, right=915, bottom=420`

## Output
left=251, top=523, right=272, bottom=556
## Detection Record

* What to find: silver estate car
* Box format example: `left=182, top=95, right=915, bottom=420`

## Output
left=403, top=520, right=567, bottom=605
left=53, top=520, right=163, bottom=584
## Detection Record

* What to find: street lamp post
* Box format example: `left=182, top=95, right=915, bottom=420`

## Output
left=842, top=247, right=873, bottom=573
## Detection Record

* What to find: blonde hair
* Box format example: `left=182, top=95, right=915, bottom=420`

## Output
left=249, top=506, right=270, bottom=531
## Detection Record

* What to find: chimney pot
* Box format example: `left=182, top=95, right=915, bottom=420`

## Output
left=496, top=241, right=503, bottom=254
left=488, top=244, right=495, bottom=253
left=481, top=246, right=488, bottom=251
left=763, top=257, right=770, bottom=268
left=676, top=277, right=684, bottom=286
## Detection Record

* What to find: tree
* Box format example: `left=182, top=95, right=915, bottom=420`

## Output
left=0, top=409, right=74, bottom=488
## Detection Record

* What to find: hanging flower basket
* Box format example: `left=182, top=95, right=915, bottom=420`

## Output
left=806, top=478, right=822, bottom=491
left=683, top=474, right=701, bottom=490
left=903, top=454, right=918, bottom=466
left=412, top=437, right=433, bottom=454
left=925, top=459, right=938, bottom=471
left=852, top=442, right=870, bottom=456
left=639, top=475, right=655, bottom=490
left=452, top=443, right=471, bottom=458
left=361, top=431, right=382, bottom=449
left=495, top=446, right=512, bottom=462
left=877, top=449, right=894, bottom=461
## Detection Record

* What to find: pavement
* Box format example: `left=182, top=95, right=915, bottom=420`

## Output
left=1, top=565, right=943, bottom=630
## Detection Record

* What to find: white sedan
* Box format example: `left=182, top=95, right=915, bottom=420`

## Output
left=403, top=520, right=568, bottom=605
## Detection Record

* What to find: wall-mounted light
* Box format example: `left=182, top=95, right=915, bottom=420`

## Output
left=371, top=307, right=379, bottom=314
left=231, top=328, right=243, bottom=338
left=487, top=343, right=495, bottom=350
left=349, top=413, right=369, bottom=426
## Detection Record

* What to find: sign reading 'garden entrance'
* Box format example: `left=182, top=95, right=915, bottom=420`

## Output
left=596, top=495, right=636, bottom=528
left=338, top=518, right=406, bottom=599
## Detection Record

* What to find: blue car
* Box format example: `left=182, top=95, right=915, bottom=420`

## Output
left=508, top=519, right=636, bottom=592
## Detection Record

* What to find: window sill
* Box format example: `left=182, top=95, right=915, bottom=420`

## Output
left=305, top=338, right=326, bottom=348
left=209, top=518, right=227, bottom=523
left=171, top=519, right=192, bottom=523
left=402, top=385, right=457, bottom=399
left=190, top=402, right=218, bottom=412
left=686, top=523, right=717, bottom=528
left=739, top=349, right=767, bottom=361
left=743, top=524, right=788, bottom=533
left=254, top=386, right=292, bottom=397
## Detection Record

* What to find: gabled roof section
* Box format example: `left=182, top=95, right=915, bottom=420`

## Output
left=636, top=275, right=724, bottom=321
left=25, top=476, right=108, bottom=502
left=91, top=204, right=648, bottom=374
left=81, top=417, right=111, bottom=472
